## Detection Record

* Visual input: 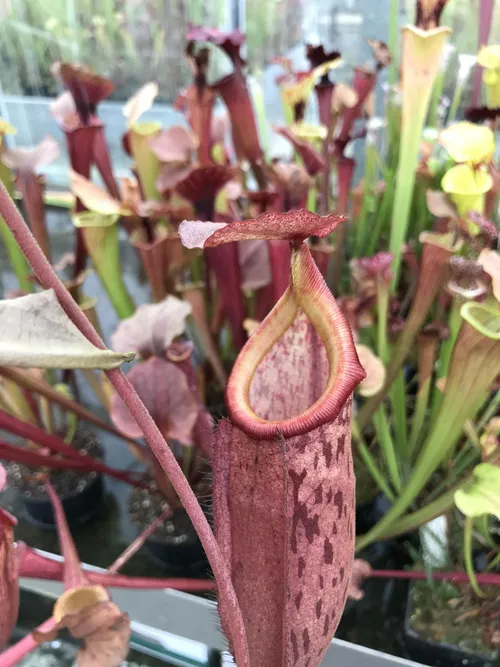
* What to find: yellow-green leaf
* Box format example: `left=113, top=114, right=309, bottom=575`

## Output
left=454, top=463, right=500, bottom=519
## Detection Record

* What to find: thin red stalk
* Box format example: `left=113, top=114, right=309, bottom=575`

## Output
left=46, top=481, right=86, bottom=590
left=0, top=179, right=250, bottom=667
left=0, top=366, right=147, bottom=453
left=107, top=507, right=172, bottom=574
left=0, top=440, right=147, bottom=489
left=370, top=569, right=500, bottom=586
left=0, top=409, right=145, bottom=480
left=20, top=547, right=216, bottom=591
left=0, top=617, right=57, bottom=667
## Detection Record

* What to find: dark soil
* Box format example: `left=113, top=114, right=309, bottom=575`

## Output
left=4, top=427, right=103, bottom=500
left=409, top=579, right=500, bottom=659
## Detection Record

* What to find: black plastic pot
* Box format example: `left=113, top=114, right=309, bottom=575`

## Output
left=145, top=514, right=207, bottom=572
left=404, top=585, right=499, bottom=667
left=21, top=474, right=104, bottom=529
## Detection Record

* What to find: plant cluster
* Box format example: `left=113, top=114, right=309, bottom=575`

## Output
left=0, top=0, right=499, bottom=665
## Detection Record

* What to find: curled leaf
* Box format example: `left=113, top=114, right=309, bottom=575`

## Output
left=0, top=290, right=134, bottom=369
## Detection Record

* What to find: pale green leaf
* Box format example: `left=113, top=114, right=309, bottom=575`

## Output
left=0, top=290, right=135, bottom=369
left=454, top=463, right=500, bottom=519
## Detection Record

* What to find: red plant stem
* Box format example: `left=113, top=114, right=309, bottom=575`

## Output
left=107, top=507, right=172, bottom=574
left=370, top=569, right=500, bottom=586
left=0, top=440, right=147, bottom=489
left=0, top=179, right=250, bottom=667
left=0, top=409, right=146, bottom=484
left=20, top=547, right=216, bottom=591
left=46, top=481, right=86, bottom=590
left=0, top=366, right=147, bottom=453
left=0, top=617, right=57, bottom=667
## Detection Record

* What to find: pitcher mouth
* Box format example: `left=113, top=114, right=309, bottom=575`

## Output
left=225, top=243, right=365, bottom=440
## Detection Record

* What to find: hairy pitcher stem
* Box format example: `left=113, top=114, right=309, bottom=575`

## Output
left=0, top=180, right=250, bottom=667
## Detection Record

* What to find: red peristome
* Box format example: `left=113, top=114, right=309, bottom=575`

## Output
left=275, top=126, right=326, bottom=177
left=337, top=68, right=376, bottom=144
left=214, top=72, right=263, bottom=164
left=16, top=173, right=51, bottom=261
left=226, top=244, right=364, bottom=440
left=205, top=209, right=346, bottom=247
